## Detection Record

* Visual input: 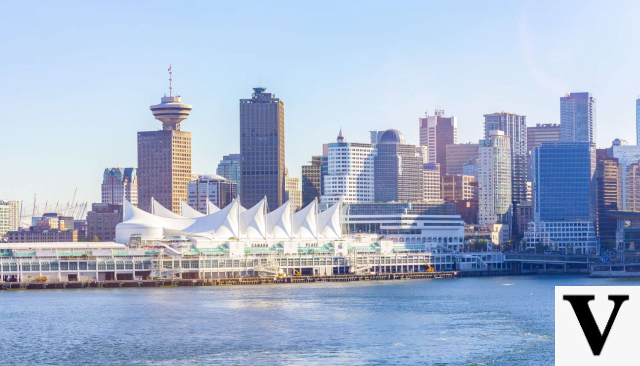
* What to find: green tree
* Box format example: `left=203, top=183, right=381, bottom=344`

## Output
left=93, top=235, right=99, bottom=242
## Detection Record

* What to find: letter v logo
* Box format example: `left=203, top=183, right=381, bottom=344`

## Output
left=563, top=295, right=629, bottom=356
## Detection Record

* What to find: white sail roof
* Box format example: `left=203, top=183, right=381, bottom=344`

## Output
left=318, top=201, right=342, bottom=239
left=266, top=200, right=292, bottom=239
left=239, top=198, right=267, bottom=239
left=180, top=201, right=205, bottom=218
left=207, top=201, right=220, bottom=214
left=151, top=198, right=184, bottom=219
left=292, top=199, right=318, bottom=239
left=183, top=199, right=241, bottom=239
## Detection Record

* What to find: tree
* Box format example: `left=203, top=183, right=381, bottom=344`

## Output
left=92, top=235, right=99, bottom=242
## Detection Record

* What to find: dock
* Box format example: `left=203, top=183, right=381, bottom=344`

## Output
left=0, top=271, right=459, bottom=290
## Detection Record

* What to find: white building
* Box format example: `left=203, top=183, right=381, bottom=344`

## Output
left=423, top=163, right=441, bottom=201
left=524, top=221, right=597, bottom=255
left=284, top=168, right=302, bottom=211
left=321, top=129, right=376, bottom=205
left=0, top=200, right=20, bottom=237
left=187, top=174, right=236, bottom=214
left=478, top=130, right=512, bottom=241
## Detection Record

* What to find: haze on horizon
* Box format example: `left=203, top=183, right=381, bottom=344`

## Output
left=2, top=0, right=640, bottom=207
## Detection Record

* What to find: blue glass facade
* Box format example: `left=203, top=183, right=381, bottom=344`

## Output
left=533, top=142, right=595, bottom=222
left=560, top=92, right=595, bottom=144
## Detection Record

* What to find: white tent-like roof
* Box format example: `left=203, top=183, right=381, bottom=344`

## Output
left=240, top=198, right=267, bottom=239
left=116, top=198, right=342, bottom=244
left=318, top=201, right=342, bottom=239
left=266, top=200, right=292, bottom=239
left=151, top=198, right=184, bottom=219
left=292, top=199, right=318, bottom=239
left=180, top=201, right=205, bottom=218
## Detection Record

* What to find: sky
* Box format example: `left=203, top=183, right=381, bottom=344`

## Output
left=2, top=0, right=640, bottom=212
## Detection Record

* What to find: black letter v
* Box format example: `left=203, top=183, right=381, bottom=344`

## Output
left=563, top=295, right=629, bottom=356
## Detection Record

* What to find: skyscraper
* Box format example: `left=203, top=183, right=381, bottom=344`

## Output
left=0, top=200, right=20, bottom=237
left=533, top=142, right=596, bottom=222
left=188, top=174, right=237, bottom=213
left=216, top=154, right=241, bottom=188
left=102, top=168, right=138, bottom=207
left=284, top=168, right=302, bottom=211
left=595, top=149, right=619, bottom=245
left=422, top=163, right=441, bottom=201
left=483, top=112, right=527, bottom=205
left=321, top=130, right=376, bottom=205
left=240, top=87, right=285, bottom=209
left=419, top=109, right=457, bottom=175
left=560, top=92, right=596, bottom=144
left=138, top=69, right=192, bottom=213
left=610, top=142, right=640, bottom=210
left=302, top=156, right=322, bottom=207
left=637, top=98, right=640, bottom=145
left=478, top=131, right=512, bottom=236
left=445, top=143, right=478, bottom=176
left=375, top=129, right=425, bottom=203
left=527, top=123, right=561, bottom=151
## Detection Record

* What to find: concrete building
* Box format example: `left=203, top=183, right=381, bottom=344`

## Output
left=626, top=162, right=640, bottom=212
left=101, top=168, right=138, bottom=207
left=187, top=174, right=237, bottom=214
left=0, top=200, right=20, bottom=237
left=284, top=168, right=302, bottom=211
left=524, top=221, right=597, bottom=255
left=441, top=175, right=477, bottom=202
left=375, top=129, right=426, bottom=203
left=422, top=163, right=441, bottom=201
left=455, top=200, right=478, bottom=225
left=216, top=154, right=241, bottom=191
left=595, top=149, right=620, bottom=245
left=302, top=156, right=323, bottom=207
left=483, top=112, right=527, bottom=207
left=86, top=203, right=123, bottom=242
left=527, top=123, right=561, bottom=151
left=321, top=130, right=376, bottom=205
left=560, top=92, right=596, bottom=144
left=138, top=70, right=192, bottom=213
left=8, top=228, right=78, bottom=243
left=516, top=202, right=533, bottom=238
left=445, top=143, right=478, bottom=176
left=240, top=87, right=285, bottom=209
left=478, top=130, right=512, bottom=241
left=419, top=109, right=457, bottom=175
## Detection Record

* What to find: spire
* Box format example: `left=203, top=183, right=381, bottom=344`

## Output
left=168, top=64, right=173, bottom=97
left=337, top=127, right=345, bottom=143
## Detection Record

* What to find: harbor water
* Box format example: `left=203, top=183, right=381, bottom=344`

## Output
left=2, top=275, right=637, bottom=365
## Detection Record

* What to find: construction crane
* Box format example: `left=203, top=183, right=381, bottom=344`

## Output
left=424, top=261, right=435, bottom=273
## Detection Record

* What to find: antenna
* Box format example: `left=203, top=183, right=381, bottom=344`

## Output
left=168, top=64, right=173, bottom=97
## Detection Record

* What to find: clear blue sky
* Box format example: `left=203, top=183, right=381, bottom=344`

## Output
left=2, top=0, right=640, bottom=209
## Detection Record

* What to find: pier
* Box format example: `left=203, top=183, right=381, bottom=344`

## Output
left=0, top=271, right=459, bottom=290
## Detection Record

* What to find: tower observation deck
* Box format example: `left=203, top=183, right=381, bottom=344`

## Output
left=150, top=66, right=193, bottom=131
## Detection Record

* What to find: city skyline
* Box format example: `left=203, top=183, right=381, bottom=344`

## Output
left=3, top=1, right=640, bottom=206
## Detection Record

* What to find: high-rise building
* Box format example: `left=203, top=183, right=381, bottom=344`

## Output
left=637, top=98, right=640, bottom=145
left=216, top=154, right=241, bottom=190
left=533, top=142, right=596, bottom=222
left=441, top=175, right=477, bottom=202
left=595, top=149, right=619, bottom=245
left=423, top=163, right=441, bottom=201
left=419, top=109, right=457, bottom=175
left=284, top=168, right=302, bottom=211
left=625, top=163, right=640, bottom=212
left=101, top=168, right=138, bottom=206
left=445, top=143, right=478, bottom=176
left=527, top=123, right=561, bottom=151
left=138, top=70, right=192, bottom=213
left=478, top=131, right=512, bottom=236
left=86, top=203, right=123, bottom=242
left=483, top=112, right=527, bottom=206
left=187, top=174, right=237, bottom=213
left=369, top=130, right=385, bottom=144
left=375, top=129, right=426, bottom=203
left=302, top=156, right=322, bottom=207
left=0, top=200, right=20, bottom=237
left=321, top=130, right=376, bottom=205
left=240, top=87, right=285, bottom=209
left=560, top=92, right=596, bottom=144
left=610, top=143, right=640, bottom=210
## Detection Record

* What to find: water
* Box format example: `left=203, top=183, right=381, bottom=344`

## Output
left=2, top=275, right=638, bottom=365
